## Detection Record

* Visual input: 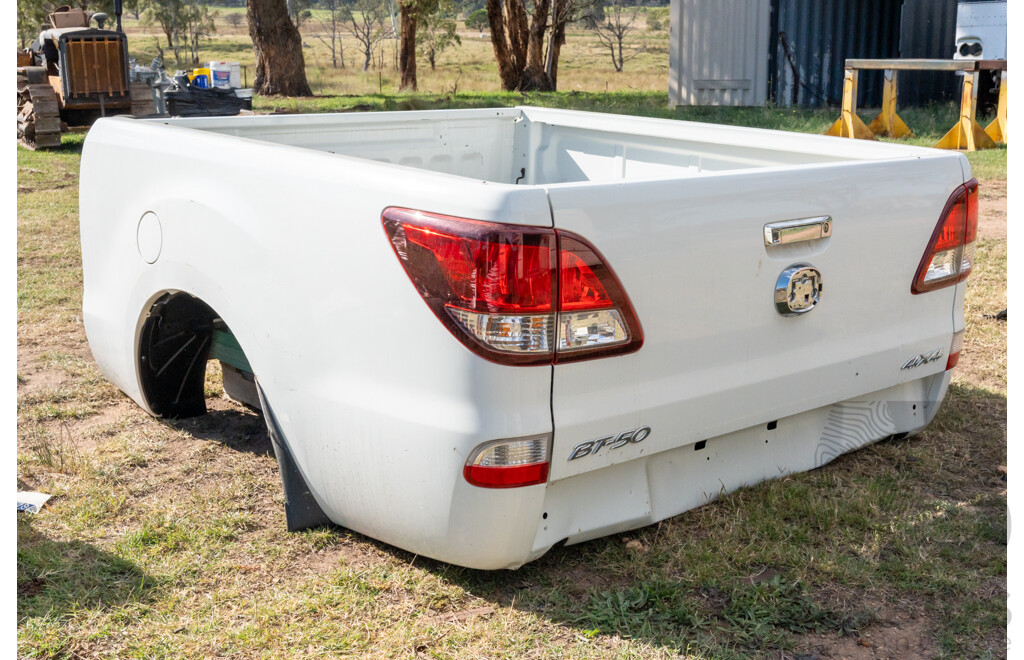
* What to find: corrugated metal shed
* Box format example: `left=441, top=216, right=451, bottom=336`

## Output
left=768, top=0, right=903, bottom=107
left=670, top=0, right=960, bottom=108
left=669, top=0, right=771, bottom=106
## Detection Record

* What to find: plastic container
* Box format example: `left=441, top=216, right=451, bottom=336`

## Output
left=209, top=61, right=242, bottom=88
left=209, top=62, right=232, bottom=89
left=192, top=67, right=211, bottom=89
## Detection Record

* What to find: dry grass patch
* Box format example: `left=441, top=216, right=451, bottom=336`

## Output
left=18, top=110, right=1005, bottom=659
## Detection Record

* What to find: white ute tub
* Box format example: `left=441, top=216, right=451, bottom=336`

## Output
left=80, top=107, right=975, bottom=569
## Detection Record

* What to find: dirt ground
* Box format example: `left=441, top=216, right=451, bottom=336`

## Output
left=978, top=179, right=1006, bottom=240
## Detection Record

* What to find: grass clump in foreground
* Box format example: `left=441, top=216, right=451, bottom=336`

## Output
left=17, top=106, right=1004, bottom=658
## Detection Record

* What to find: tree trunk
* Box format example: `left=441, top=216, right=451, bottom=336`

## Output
left=247, top=0, right=312, bottom=96
left=547, top=0, right=566, bottom=89
left=486, top=0, right=563, bottom=91
left=485, top=0, right=521, bottom=90
left=362, top=46, right=371, bottom=71
left=524, top=0, right=549, bottom=75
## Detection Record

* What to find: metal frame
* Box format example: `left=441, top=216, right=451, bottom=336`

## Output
left=57, top=29, right=132, bottom=113
left=826, top=59, right=1007, bottom=151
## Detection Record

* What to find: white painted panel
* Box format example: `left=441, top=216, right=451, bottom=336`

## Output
left=670, top=0, right=771, bottom=106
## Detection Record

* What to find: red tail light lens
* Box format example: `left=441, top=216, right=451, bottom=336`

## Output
left=946, top=329, right=965, bottom=370
left=463, top=434, right=551, bottom=488
left=383, top=208, right=643, bottom=366
left=554, top=232, right=643, bottom=362
left=401, top=221, right=555, bottom=313
left=912, top=179, right=978, bottom=294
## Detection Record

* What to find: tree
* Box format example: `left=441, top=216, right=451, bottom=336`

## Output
left=287, top=0, right=315, bottom=28
left=182, top=2, right=217, bottom=65
left=314, top=0, right=345, bottom=68
left=248, top=0, right=313, bottom=95
left=224, top=11, right=245, bottom=28
left=485, top=0, right=591, bottom=91
left=18, top=0, right=49, bottom=49
left=123, top=0, right=141, bottom=20
left=141, top=0, right=217, bottom=65
left=464, top=7, right=487, bottom=30
left=341, top=0, right=388, bottom=72
left=644, top=6, right=668, bottom=31
left=141, top=0, right=181, bottom=52
left=397, top=0, right=419, bottom=89
left=591, top=0, right=641, bottom=72
left=418, top=2, right=459, bottom=70
left=397, top=0, right=450, bottom=90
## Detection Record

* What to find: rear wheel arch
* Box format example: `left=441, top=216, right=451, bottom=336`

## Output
left=134, top=289, right=332, bottom=531
left=135, top=290, right=255, bottom=418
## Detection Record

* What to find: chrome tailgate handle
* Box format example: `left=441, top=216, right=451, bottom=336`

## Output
left=764, top=216, right=832, bottom=246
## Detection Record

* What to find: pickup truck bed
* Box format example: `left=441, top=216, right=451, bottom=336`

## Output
left=80, top=107, right=973, bottom=569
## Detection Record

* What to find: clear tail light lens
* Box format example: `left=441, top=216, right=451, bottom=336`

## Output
left=946, top=329, right=965, bottom=370
left=463, top=434, right=551, bottom=488
left=913, top=179, right=979, bottom=294
left=383, top=208, right=643, bottom=366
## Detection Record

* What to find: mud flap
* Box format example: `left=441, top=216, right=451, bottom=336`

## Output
left=255, top=379, right=332, bottom=532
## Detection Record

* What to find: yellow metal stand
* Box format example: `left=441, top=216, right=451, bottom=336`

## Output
left=825, top=69, right=875, bottom=140
left=984, top=70, right=1007, bottom=144
left=866, top=69, right=913, bottom=138
left=936, top=71, right=998, bottom=151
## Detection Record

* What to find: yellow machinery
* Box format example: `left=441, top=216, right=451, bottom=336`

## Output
left=17, top=4, right=153, bottom=149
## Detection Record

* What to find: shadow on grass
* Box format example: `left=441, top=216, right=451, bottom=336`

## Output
left=411, top=383, right=1005, bottom=658
left=162, top=406, right=274, bottom=458
left=18, top=516, right=157, bottom=622
left=126, top=379, right=1002, bottom=657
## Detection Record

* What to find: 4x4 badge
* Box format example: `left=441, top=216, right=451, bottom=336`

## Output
left=901, top=349, right=943, bottom=370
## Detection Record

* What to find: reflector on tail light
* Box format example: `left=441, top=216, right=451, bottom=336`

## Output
left=463, top=434, right=551, bottom=488
left=946, top=329, right=965, bottom=370
left=913, top=179, right=978, bottom=294
left=383, top=208, right=643, bottom=366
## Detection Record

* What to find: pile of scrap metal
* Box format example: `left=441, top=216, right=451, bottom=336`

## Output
left=17, top=2, right=251, bottom=150
left=162, top=73, right=252, bottom=118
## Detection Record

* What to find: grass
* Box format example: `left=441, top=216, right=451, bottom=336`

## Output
left=16, top=27, right=1006, bottom=658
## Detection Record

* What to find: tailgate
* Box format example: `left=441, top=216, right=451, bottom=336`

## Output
left=547, top=155, right=965, bottom=481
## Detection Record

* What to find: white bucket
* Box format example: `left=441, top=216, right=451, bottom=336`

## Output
left=209, top=62, right=232, bottom=89
left=209, top=61, right=242, bottom=88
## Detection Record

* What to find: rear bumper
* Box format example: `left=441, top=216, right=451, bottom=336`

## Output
left=332, top=370, right=950, bottom=570
left=524, top=371, right=950, bottom=563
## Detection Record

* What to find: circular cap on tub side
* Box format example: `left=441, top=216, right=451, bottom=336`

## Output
left=137, top=212, right=162, bottom=264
